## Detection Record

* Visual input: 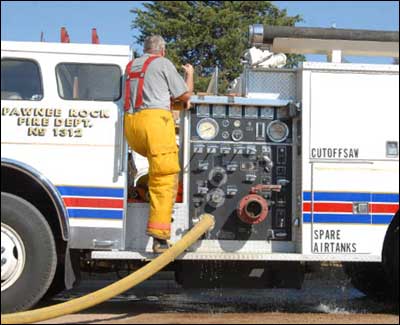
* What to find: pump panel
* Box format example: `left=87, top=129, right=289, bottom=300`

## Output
left=189, top=103, right=293, bottom=241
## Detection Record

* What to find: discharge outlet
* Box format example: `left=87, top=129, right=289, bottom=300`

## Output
left=237, top=194, right=268, bottom=224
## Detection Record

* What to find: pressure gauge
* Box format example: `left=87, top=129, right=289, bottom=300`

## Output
left=233, top=120, right=241, bottom=128
left=196, top=118, right=219, bottom=140
left=267, top=120, right=289, bottom=142
left=222, top=131, right=230, bottom=139
left=222, top=119, right=230, bottom=127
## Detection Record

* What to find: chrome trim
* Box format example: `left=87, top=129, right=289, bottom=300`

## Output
left=1, top=158, right=69, bottom=241
left=196, top=117, right=219, bottom=141
left=118, top=110, right=125, bottom=176
left=183, top=109, right=191, bottom=230
left=191, top=95, right=291, bottom=107
left=386, top=141, right=399, bottom=158
left=249, top=24, right=264, bottom=46
left=266, top=120, right=290, bottom=143
left=1, top=222, right=26, bottom=291
left=191, top=140, right=293, bottom=146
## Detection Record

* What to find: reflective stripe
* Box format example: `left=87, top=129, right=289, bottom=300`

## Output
left=68, top=209, right=123, bottom=220
left=303, top=202, right=399, bottom=214
left=303, top=191, right=399, bottom=203
left=63, top=197, right=124, bottom=209
left=370, top=203, right=399, bottom=213
left=57, top=186, right=124, bottom=198
left=303, top=213, right=394, bottom=224
left=147, top=221, right=171, bottom=230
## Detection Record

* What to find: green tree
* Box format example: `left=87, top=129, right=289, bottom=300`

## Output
left=131, top=1, right=303, bottom=93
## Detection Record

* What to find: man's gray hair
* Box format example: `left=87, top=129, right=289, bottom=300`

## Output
left=144, top=35, right=166, bottom=54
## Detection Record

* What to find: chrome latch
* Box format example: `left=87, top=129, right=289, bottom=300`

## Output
left=353, top=202, right=369, bottom=214
left=386, top=141, right=398, bottom=158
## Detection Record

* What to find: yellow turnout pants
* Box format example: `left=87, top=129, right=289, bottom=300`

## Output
left=124, top=109, right=180, bottom=240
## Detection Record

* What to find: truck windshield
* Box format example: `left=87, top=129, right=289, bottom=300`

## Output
left=1, top=59, right=43, bottom=101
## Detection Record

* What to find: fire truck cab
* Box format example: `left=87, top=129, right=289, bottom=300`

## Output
left=1, top=25, right=399, bottom=313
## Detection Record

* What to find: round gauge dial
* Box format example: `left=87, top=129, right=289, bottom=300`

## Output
left=196, top=118, right=219, bottom=140
left=222, top=119, right=230, bottom=127
left=222, top=131, right=230, bottom=139
left=231, top=129, right=244, bottom=142
left=267, top=120, right=289, bottom=142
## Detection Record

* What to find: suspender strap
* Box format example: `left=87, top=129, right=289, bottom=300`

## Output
left=124, top=55, right=160, bottom=112
left=134, top=55, right=160, bottom=109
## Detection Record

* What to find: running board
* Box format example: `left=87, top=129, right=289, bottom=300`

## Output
left=91, top=251, right=381, bottom=262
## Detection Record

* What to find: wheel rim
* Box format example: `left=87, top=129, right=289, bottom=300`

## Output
left=1, top=223, right=26, bottom=291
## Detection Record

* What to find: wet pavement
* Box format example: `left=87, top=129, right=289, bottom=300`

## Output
left=37, top=265, right=399, bottom=324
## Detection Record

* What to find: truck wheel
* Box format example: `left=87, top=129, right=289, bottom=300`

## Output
left=343, top=262, right=391, bottom=300
left=1, top=192, right=57, bottom=313
left=391, top=230, right=399, bottom=300
left=382, top=213, right=399, bottom=301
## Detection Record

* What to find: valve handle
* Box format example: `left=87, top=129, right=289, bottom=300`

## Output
left=250, top=184, right=281, bottom=194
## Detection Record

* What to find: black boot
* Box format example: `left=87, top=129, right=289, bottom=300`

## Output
left=152, top=238, right=171, bottom=253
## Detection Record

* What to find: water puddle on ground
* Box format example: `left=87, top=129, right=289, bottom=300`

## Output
left=51, top=268, right=398, bottom=316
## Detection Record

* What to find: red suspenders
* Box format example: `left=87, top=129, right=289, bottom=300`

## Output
left=124, top=55, right=160, bottom=112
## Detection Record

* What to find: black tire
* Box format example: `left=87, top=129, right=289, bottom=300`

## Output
left=382, top=213, right=399, bottom=301
left=391, top=231, right=399, bottom=300
left=1, top=192, right=57, bottom=313
left=343, top=262, right=391, bottom=299
left=42, top=265, right=66, bottom=300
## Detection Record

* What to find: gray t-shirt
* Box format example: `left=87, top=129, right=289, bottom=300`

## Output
left=128, top=54, right=188, bottom=111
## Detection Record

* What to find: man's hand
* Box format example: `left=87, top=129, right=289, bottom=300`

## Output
left=182, top=63, right=194, bottom=75
left=176, top=63, right=194, bottom=109
left=184, top=99, right=191, bottom=110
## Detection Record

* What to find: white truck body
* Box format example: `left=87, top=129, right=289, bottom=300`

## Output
left=1, top=41, right=398, bottom=264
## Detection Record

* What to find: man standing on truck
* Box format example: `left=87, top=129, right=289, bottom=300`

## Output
left=124, top=35, right=194, bottom=253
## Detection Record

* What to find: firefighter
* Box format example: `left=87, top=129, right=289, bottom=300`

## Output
left=124, top=35, right=193, bottom=253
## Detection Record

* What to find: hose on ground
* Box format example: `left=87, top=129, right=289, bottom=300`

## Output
left=1, top=214, right=215, bottom=324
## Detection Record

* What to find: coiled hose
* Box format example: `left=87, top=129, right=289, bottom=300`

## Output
left=1, top=214, right=215, bottom=324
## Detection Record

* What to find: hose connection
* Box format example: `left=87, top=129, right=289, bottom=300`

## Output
left=237, top=194, right=268, bottom=224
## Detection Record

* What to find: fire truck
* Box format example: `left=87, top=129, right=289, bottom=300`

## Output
left=1, top=25, right=399, bottom=313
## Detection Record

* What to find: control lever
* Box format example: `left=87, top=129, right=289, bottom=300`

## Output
left=246, top=146, right=257, bottom=155
left=198, top=161, right=209, bottom=171
left=262, top=155, right=273, bottom=172
left=277, top=179, right=290, bottom=186
left=250, top=184, right=281, bottom=194
left=197, top=186, right=209, bottom=195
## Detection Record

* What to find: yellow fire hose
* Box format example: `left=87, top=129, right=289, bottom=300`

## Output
left=1, top=214, right=215, bottom=324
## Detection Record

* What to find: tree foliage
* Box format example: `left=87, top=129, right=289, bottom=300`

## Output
left=131, top=1, right=303, bottom=93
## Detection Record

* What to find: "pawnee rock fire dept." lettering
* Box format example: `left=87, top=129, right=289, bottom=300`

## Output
left=1, top=107, right=110, bottom=137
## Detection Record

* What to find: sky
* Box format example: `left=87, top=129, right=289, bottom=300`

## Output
left=1, top=1, right=399, bottom=63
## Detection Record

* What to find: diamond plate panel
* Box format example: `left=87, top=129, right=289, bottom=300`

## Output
left=246, top=69, right=296, bottom=100
left=124, top=203, right=188, bottom=251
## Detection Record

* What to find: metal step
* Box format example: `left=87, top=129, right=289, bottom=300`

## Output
left=91, top=250, right=380, bottom=262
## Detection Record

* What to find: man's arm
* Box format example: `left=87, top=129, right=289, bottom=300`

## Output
left=176, top=64, right=194, bottom=108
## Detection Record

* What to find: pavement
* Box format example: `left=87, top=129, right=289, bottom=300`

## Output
left=37, top=265, right=399, bottom=324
